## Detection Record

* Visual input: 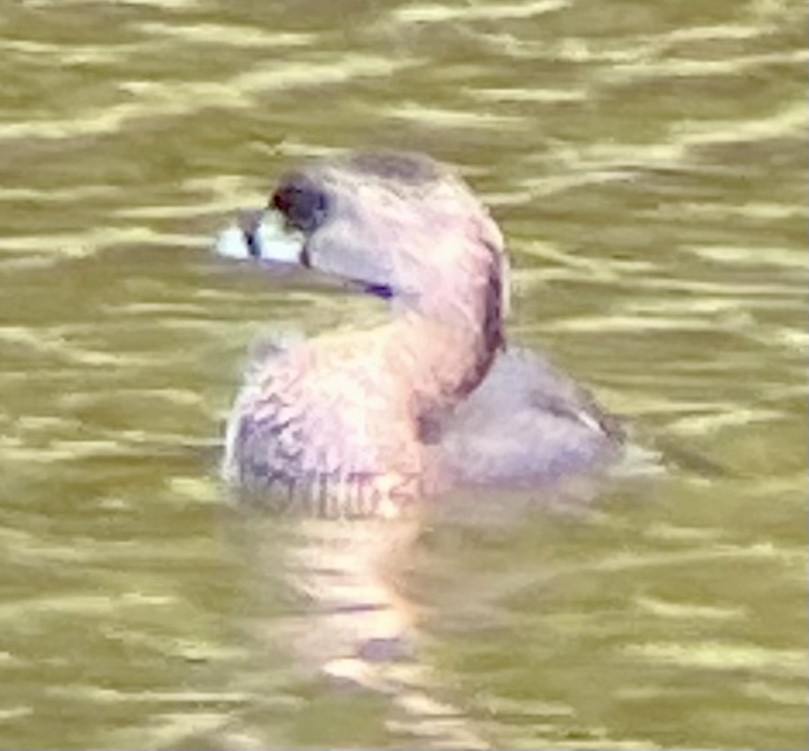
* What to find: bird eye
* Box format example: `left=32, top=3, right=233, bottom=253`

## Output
left=271, top=174, right=329, bottom=233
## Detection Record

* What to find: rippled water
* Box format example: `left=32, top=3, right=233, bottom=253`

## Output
left=1, top=0, right=806, bottom=749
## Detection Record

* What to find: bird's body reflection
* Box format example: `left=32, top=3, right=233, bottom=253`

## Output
left=226, top=502, right=491, bottom=749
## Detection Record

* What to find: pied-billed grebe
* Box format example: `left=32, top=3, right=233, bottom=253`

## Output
left=214, top=152, right=624, bottom=513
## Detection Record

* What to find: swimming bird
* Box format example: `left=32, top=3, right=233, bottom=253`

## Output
left=214, top=152, right=624, bottom=513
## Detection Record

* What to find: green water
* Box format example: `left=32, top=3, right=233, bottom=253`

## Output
left=0, top=0, right=806, bottom=749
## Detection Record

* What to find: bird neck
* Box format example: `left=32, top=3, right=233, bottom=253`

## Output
left=388, top=254, right=506, bottom=418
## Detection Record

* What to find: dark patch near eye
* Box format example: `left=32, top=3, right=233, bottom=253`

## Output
left=348, top=152, right=441, bottom=184
left=271, top=173, right=329, bottom=232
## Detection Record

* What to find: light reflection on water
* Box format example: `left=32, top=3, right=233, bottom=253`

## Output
left=0, top=0, right=806, bottom=748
